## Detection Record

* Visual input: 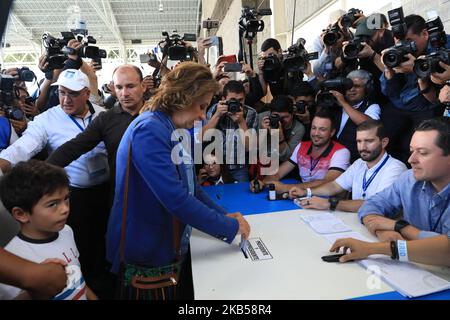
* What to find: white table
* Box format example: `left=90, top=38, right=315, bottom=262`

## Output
left=190, top=209, right=417, bottom=299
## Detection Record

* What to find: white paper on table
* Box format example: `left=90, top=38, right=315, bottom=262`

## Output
left=308, top=219, right=352, bottom=234
left=359, top=256, right=450, bottom=298
left=299, top=212, right=336, bottom=223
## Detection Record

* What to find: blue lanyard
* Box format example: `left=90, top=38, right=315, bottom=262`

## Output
left=362, top=155, right=390, bottom=198
left=69, top=114, right=92, bottom=132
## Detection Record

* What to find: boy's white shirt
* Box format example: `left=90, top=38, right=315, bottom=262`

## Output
left=0, top=225, right=87, bottom=300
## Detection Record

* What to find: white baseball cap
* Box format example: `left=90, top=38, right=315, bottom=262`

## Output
left=51, top=69, right=90, bottom=92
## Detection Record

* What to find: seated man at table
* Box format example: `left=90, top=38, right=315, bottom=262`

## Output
left=250, top=108, right=351, bottom=193
left=358, top=117, right=450, bottom=242
left=289, top=120, right=407, bottom=212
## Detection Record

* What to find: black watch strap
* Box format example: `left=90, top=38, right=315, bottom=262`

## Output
left=394, top=219, right=410, bottom=233
left=329, top=197, right=339, bottom=211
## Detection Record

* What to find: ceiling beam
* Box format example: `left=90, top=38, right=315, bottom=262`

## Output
left=6, top=13, right=41, bottom=49
left=87, top=0, right=125, bottom=47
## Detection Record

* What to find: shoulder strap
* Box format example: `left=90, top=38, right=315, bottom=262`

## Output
left=119, top=137, right=183, bottom=266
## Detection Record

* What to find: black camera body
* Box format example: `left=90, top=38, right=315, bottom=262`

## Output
left=294, top=101, right=307, bottom=114
left=341, top=8, right=362, bottom=29
left=343, top=38, right=365, bottom=59
left=414, top=16, right=449, bottom=78
left=383, top=7, right=417, bottom=68
left=42, top=33, right=69, bottom=70
left=16, top=67, right=35, bottom=82
left=316, top=78, right=353, bottom=108
left=323, top=23, right=342, bottom=47
left=269, top=114, right=281, bottom=129
left=161, top=31, right=196, bottom=61
left=0, top=104, right=25, bottom=121
left=225, top=99, right=241, bottom=113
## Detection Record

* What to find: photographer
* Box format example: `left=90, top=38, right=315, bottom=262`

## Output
left=290, top=81, right=317, bottom=141
left=380, top=13, right=450, bottom=163
left=203, top=80, right=258, bottom=182
left=329, top=70, right=381, bottom=162
left=341, top=14, right=394, bottom=103
left=259, top=95, right=305, bottom=163
left=257, top=38, right=284, bottom=96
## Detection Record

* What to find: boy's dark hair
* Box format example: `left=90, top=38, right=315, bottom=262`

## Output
left=0, top=160, right=69, bottom=214
left=270, top=95, right=294, bottom=113
left=261, top=38, right=281, bottom=52
left=356, top=120, right=387, bottom=140
left=313, top=108, right=336, bottom=130
left=415, top=117, right=450, bottom=156
left=223, top=80, right=245, bottom=97
left=290, top=81, right=315, bottom=97
left=405, top=14, right=427, bottom=36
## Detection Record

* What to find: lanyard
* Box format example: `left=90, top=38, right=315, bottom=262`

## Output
left=362, top=155, right=390, bottom=199
left=69, top=114, right=92, bottom=132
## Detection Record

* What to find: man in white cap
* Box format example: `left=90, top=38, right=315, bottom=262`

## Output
left=0, top=69, right=110, bottom=296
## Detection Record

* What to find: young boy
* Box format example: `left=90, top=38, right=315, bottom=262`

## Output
left=0, top=160, right=96, bottom=300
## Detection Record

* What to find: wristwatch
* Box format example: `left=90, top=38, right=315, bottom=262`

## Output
left=328, top=197, right=339, bottom=211
left=394, top=219, right=410, bottom=233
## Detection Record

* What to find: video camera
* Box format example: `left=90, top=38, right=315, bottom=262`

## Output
left=160, top=31, right=197, bottom=61
left=238, top=7, right=272, bottom=38
left=262, top=39, right=318, bottom=83
left=341, top=8, right=363, bottom=29
left=382, top=7, right=417, bottom=68
left=316, top=78, right=353, bottom=108
left=42, top=29, right=107, bottom=70
left=414, top=16, right=450, bottom=78
left=283, top=38, right=319, bottom=73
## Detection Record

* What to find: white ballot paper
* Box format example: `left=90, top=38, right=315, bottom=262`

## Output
left=300, top=212, right=352, bottom=234
left=359, top=256, right=450, bottom=298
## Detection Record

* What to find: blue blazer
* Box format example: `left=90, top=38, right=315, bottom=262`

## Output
left=106, top=111, right=238, bottom=273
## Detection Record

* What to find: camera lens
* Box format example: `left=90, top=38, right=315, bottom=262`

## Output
left=323, top=32, right=338, bottom=46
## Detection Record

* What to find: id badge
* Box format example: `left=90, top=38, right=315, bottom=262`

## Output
left=86, top=154, right=108, bottom=177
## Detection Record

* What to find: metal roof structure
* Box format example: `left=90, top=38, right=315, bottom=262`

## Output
left=2, top=0, right=202, bottom=54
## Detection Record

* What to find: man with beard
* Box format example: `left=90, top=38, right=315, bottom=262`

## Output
left=289, top=120, right=406, bottom=212
left=250, top=108, right=350, bottom=193
left=359, top=117, right=450, bottom=242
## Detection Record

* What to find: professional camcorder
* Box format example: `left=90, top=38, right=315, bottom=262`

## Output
left=262, top=39, right=318, bottom=84
left=382, top=7, right=417, bottom=68
left=160, top=31, right=197, bottom=61
left=414, top=16, right=450, bottom=78
left=42, top=29, right=106, bottom=70
left=238, top=7, right=272, bottom=37
left=316, top=78, right=353, bottom=108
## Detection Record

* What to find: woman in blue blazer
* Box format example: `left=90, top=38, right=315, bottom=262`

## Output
left=106, top=62, right=250, bottom=298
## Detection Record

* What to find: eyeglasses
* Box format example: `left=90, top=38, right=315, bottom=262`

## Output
left=58, top=89, right=86, bottom=98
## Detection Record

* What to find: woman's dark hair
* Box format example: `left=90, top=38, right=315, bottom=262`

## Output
left=261, top=38, right=281, bottom=52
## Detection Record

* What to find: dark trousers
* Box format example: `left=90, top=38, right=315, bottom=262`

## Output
left=67, top=182, right=112, bottom=298
left=381, top=103, right=443, bottom=164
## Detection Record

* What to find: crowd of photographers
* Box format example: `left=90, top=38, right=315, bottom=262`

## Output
left=0, top=5, right=449, bottom=299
